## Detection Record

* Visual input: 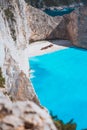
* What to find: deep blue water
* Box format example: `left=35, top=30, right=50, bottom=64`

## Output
left=43, top=7, right=74, bottom=16
left=29, top=47, right=87, bottom=130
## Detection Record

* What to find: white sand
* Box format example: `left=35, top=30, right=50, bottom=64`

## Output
left=28, top=40, right=72, bottom=57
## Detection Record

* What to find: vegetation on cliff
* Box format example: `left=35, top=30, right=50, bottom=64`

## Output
left=51, top=112, right=76, bottom=130
left=54, top=119, right=76, bottom=130
left=4, top=8, right=16, bottom=41
left=4, top=8, right=14, bottom=21
left=0, top=68, right=5, bottom=88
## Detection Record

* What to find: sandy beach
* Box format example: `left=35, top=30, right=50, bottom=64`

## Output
left=28, top=40, right=72, bottom=57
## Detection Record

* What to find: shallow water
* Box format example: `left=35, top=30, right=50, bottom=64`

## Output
left=29, top=47, right=87, bottom=130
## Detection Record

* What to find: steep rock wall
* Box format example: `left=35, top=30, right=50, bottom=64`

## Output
left=67, top=5, right=87, bottom=49
left=28, top=5, right=70, bottom=42
left=0, top=0, right=39, bottom=104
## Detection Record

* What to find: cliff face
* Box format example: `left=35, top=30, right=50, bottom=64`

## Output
left=67, top=5, right=87, bottom=49
left=0, top=0, right=39, bottom=104
left=29, top=6, right=69, bottom=42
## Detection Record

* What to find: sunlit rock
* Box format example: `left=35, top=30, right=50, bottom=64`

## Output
left=0, top=95, right=57, bottom=130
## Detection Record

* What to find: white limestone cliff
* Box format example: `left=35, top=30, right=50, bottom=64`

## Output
left=0, top=0, right=39, bottom=103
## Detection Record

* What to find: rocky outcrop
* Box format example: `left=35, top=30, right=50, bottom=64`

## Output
left=28, top=5, right=70, bottom=42
left=28, top=3, right=87, bottom=49
left=0, top=94, right=57, bottom=130
left=67, top=5, right=87, bottom=49
left=3, top=47, right=39, bottom=104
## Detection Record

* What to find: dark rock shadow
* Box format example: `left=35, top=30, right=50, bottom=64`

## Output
left=46, top=17, right=70, bottom=41
left=49, top=40, right=72, bottom=47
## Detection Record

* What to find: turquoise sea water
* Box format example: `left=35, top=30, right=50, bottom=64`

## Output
left=29, top=47, right=87, bottom=130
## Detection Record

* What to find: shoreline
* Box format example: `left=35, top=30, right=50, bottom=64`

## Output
left=28, top=40, right=72, bottom=57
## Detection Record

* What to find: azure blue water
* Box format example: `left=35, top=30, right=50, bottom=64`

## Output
left=29, top=47, right=87, bottom=130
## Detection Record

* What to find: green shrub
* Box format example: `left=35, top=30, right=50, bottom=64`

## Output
left=4, top=8, right=16, bottom=41
left=50, top=112, right=77, bottom=130
left=0, top=68, right=5, bottom=88
left=4, top=8, right=14, bottom=21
